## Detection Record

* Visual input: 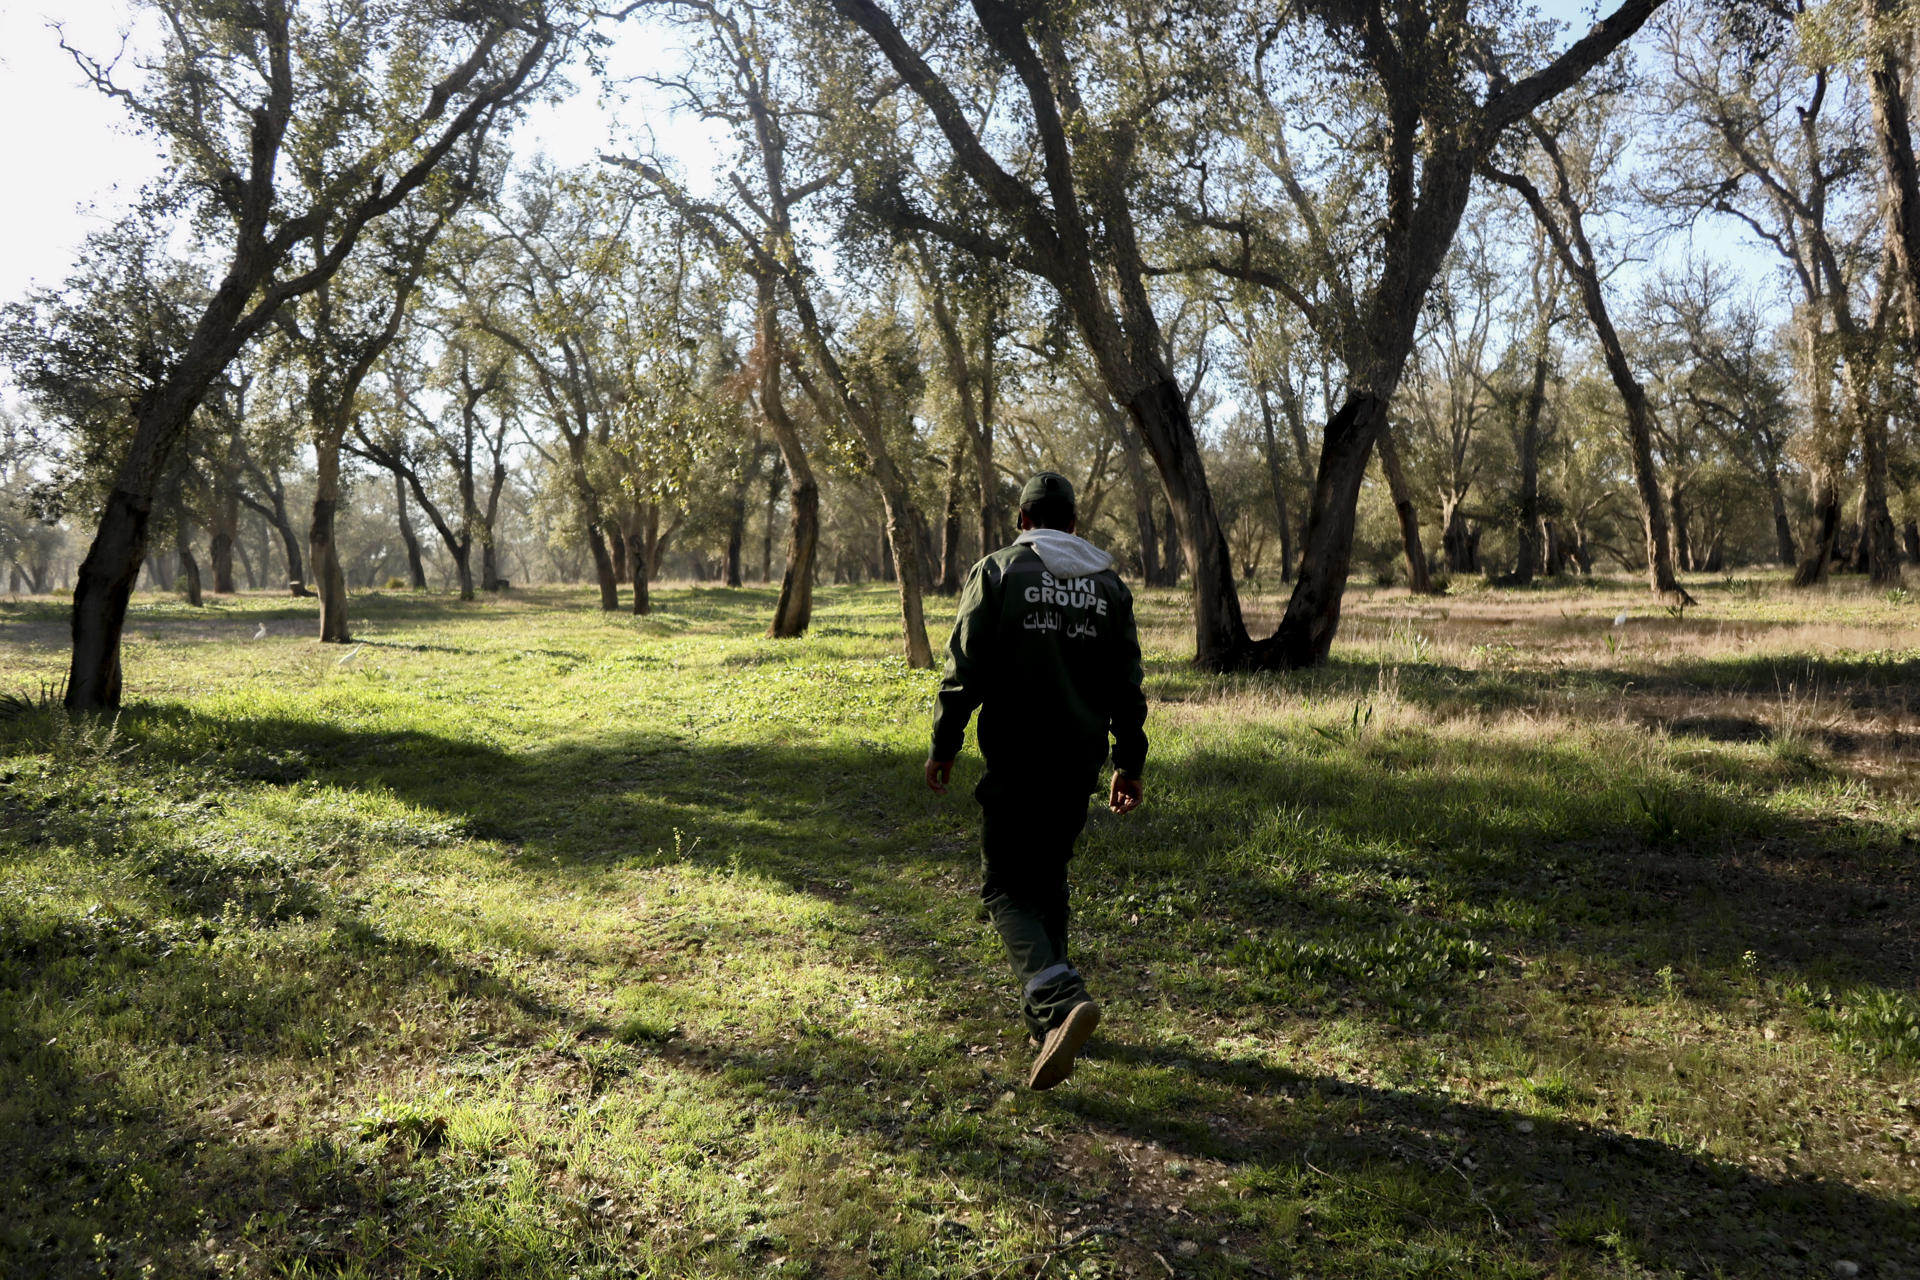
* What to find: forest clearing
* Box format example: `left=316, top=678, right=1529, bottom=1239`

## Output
left=8, top=0, right=1920, bottom=1274
left=2, top=577, right=1916, bottom=1279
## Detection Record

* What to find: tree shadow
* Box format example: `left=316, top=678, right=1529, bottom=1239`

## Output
left=1054, top=1037, right=1920, bottom=1277
left=1141, top=725, right=1918, bottom=992
left=1158, top=648, right=1920, bottom=744
left=500, top=990, right=1920, bottom=1278
left=0, top=839, right=597, bottom=1276
left=7, top=692, right=1918, bottom=1275
left=81, top=693, right=1920, bottom=996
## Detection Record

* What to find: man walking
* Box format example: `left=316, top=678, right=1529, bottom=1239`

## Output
left=925, top=472, right=1148, bottom=1090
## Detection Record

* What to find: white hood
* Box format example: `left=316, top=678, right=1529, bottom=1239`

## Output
left=1016, top=528, right=1114, bottom=578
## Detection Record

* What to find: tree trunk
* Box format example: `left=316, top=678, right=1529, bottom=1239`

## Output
left=1257, top=394, right=1385, bottom=668
left=1374, top=420, right=1436, bottom=594
left=177, top=519, right=203, bottom=607
left=478, top=539, right=499, bottom=592
left=1701, top=531, right=1725, bottom=573
left=725, top=477, right=748, bottom=588
left=560, top=430, right=620, bottom=610
left=1123, top=380, right=1241, bottom=655
left=477, top=462, right=506, bottom=591
left=396, top=472, right=428, bottom=590
left=1765, top=461, right=1798, bottom=566
left=1255, top=382, right=1295, bottom=584
left=975, top=418, right=1003, bottom=557
left=610, top=526, right=628, bottom=586
left=63, top=240, right=254, bottom=706
left=65, top=490, right=153, bottom=708
left=1865, top=3, right=1918, bottom=587
left=1157, top=498, right=1183, bottom=586
left=626, top=524, right=651, bottom=615
left=310, top=433, right=351, bottom=643
left=236, top=534, right=258, bottom=589
left=1445, top=503, right=1482, bottom=574
left=1902, top=518, right=1920, bottom=564
left=1869, top=0, right=1920, bottom=300
left=1794, top=322, right=1847, bottom=588
left=782, top=291, right=933, bottom=665
left=755, top=284, right=817, bottom=637
left=1593, top=315, right=1686, bottom=598
left=1569, top=523, right=1594, bottom=574
left=772, top=476, right=818, bottom=634
left=279, top=516, right=311, bottom=595
left=1511, top=347, right=1550, bottom=585
left=1510, top=522, right=1537, bottom=586
left=761, top=452, right=781, bottom=583
left=1860, top=408, right=1903, bottom=584
left=209, top=477, right=239, bottom=594
left=208, top=528, right=235, bottom=595
left=308, top=496, right=349, bottom=641
left=1542, top=518, right=1562, bottom=577
left=1493, top=160, right=1692, bottom=604
left=277, top=524, right=308, bottom=592
left=449, top=536, right=474, bottom=601
left=1795, top=470, right=1843, bottom=587
left=645, top=504, right=675, bottom=583
left=1122, top=432, right=1162, bottom=584
left=938, top=445, right=965, bottom=593
left=879, top=483, right=934, bottom=667
left=918, top=508, right=940, bottom=598
left=917, top=253, right=1005, bottom=565
left=1667, top=480, right=1691, bottom=575
left=243, top=464, right=313, bottom=596
left=577, top=519, right=614, bottom=609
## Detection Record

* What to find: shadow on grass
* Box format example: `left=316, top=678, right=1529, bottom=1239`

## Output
left=5, top=694, right=1918, bottom=1276
left=0, top=859, right=601, bottom=1275
left=637, top=1017, right=1920, bottom=1277
left=1169, top=649, right=1920, bottom=724
left=53, top=692, right=1920, bottom=996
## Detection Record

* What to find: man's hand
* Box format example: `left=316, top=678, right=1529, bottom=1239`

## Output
left=1109, top=770, right=1143, bottom=815
left=925, top=757, right=955, bottom=794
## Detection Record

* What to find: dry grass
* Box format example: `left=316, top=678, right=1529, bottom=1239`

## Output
left=1130, top=569, right=1920, bottom=794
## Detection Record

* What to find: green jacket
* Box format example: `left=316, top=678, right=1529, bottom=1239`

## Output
left=930, top=531, right=1148, bottom=780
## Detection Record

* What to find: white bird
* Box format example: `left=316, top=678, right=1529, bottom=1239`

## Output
left=253, top=622, right=267, bottom=639
left=1612, top=610, right=1629, bottom=627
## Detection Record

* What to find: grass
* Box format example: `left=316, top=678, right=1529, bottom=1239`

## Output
left=0, top=572, right=1917, bottom=1279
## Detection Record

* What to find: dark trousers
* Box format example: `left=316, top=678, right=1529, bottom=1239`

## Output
left=976, top=770, right=1096, bottom=1038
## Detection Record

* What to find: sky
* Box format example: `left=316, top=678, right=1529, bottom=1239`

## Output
left=0, top=0, right=713, bottom=308
left=0, top=0, right=1757, bottom=321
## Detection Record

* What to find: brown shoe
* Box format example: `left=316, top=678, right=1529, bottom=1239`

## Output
left=1027, top=1000, right=1100, bottom=1091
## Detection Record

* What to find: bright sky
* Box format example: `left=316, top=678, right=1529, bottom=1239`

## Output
left=0, top=0, right=1749, bottom=317
left=0, top=1, right=163, bottom=305
left=0, top=1, right=710, bottom=308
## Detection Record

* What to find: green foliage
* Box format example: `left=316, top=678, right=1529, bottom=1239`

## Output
left=1798, top=985, right=1920, bottom=1066
left=1, top=583, right=1917, bottom=1278
left=1634, top=784, right=1727, bottom=845
left=1234, top=921, right=1498, bottom=1026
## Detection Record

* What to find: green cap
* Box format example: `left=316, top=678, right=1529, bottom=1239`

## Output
left=1018, top=471, right=1075, bottom=511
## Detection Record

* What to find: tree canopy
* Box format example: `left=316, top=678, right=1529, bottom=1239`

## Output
left=3, top=0, right=1918, bottom=695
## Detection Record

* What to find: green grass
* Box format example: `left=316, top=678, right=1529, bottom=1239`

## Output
left=1, top=579, right=1917, bottom=1278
